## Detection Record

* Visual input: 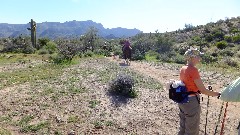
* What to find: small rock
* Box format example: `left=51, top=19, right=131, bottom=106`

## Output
left=55, top=115, right=62, bottom=123
left=68, top=130, right=75, bottom=135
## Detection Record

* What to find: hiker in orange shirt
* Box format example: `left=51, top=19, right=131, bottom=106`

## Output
left=178, top=47, right=221, bottom=135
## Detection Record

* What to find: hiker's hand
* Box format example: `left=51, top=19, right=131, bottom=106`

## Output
left=217, top=93, right=221, bottom=99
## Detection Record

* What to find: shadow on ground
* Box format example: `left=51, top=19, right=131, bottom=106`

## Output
left=107, top=90, right=131, bottom=107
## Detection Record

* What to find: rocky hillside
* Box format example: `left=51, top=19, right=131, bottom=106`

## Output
left=132, top=16, right=240, bottom=68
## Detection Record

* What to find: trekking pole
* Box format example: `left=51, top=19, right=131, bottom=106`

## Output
left=204, top=85, right=212, bottom=135
left=237, top=122, right=240, bottom=135
left=214, top=101, right=224, bottom=135
left=220, top=102, right=229, bottom=135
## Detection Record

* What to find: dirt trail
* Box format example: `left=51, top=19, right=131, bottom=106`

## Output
left=108, top=57, right=240, bottom=135
left=1, top=57, right=239, bottom=134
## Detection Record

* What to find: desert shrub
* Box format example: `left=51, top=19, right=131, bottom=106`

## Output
left=220, top=57, right=238, bottom=67
left=111, top=44, right=122, bottom=56
left=216, top=41, right=227, bottom=49
left=38, top=38, right=50, bottom=49
left=156, top=51, right=178, bottom=63
left=0, top=37, right=35, bottom=53
left=108, top=74, right=137, bottom=98
left=1, top=42, right=35, bottom=54
left=212, top=28, right=224, bottom=41
left=155, top=35, right=173, bottom=53
left=21, top=44, right=35, bottom=54
left=228, top=43, right=235, bottom=47
left=232, top=34, right=240, bottom=43
left=57, top=43, right=78, bottom=61
left=84, top=50, right=94, bottom=57
left=172, top=54, right=185, bottom=64
left=45, top=41, right=57, bottom=54
left=37, top=48, right=48, bottom=55
left=145, top=50, right=159, bottom=61
left=132, top=49, right=145, bottom=60
left=113, top=49, right=122, bottom=56
left=211, top=52, right=218, bottom=57
left=205, top=34, right=213, bottom=42
left=224, top=35, right=232, bottom=42
left=236, top=51, right=240, bottom=58
left=49, top=54, right=71, bottom=64
left=184, top=23, right=194, bottom=32
left=174, top=43, right=189, bottom=55
left=156, top=54, right=171, bottom=63
left=201, top=54, right=218, bottom=64
left=219, top=49, right=234, bottom=57
left=93, top=49, right=105, bottom=56
left=94, top=49, right=111, bottom=57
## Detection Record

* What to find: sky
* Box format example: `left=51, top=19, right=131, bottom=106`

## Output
left=1, top=0, right=240, bottom=33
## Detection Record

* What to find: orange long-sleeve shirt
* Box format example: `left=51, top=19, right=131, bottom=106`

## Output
left=180, top=65, right=200, bottom=92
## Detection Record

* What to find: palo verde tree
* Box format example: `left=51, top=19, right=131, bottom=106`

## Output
left=83, top=27, right=99, bottom=52
left=154, top=30, right=173, bottom=53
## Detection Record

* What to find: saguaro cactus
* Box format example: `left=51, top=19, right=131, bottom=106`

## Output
left=27, top=19, right=37, bottom=48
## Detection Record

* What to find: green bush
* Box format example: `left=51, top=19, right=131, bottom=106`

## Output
left=172, top=54, right=185, bottom=64
left=212, top=29, right=224, bottom=40
left=219, top=49, right=234, bottom=57
left=224, top=35, right=232, bottom=42
left=22, top=44, right=36, bottom=54
left=108, top=74, right=137, bottom=98
left=113, top=49, right=122, bottom=56
left=84, top=50, right=94, bottom=57
left=156, top=54, right=171, bottom=63
left=93, top=49, right=103, bottom=55
left=205, top=34, right=213, bottom=42
left=38, top=38, right=50, bottom=49
left=202, top=54, right=218, bottom=64
left=2, top=43, right=35, bottom=54
left=93, top=49, right=110, bottom=56
left=232, top=34, right=240, bottom=43
left=132, top=49, right=145, bottom=60
left=145, top=50, right=159, bottom=61
left=45, top=41, right=57, bottom=54
left=216, top=41, right=227, bottom=49
left=37, top=48, right=48, bottom=55
left=49, top=54, right=71, bottom=64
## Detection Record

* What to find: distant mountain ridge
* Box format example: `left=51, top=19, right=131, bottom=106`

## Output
left=0, top=20, right=142, bottom=39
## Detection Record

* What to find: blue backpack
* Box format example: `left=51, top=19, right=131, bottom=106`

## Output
left=169, top=83, right=198, bottom=103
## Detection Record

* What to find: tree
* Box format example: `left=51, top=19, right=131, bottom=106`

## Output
left=184, top=23, right=194, bottom=32
left=155, top=34, right=173, bottom=53
left=83, top=27, right=99, bottom=52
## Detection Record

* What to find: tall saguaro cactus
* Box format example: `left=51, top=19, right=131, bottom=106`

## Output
left=27, top=19, right=37, bottom=48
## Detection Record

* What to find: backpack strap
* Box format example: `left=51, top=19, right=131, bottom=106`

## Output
left=187, top=91, right=200, bottom=104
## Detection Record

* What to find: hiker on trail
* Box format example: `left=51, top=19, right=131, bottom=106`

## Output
left=178, top=47, right=221, bottom=135
left=122, top=38, right=132, bottom=64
